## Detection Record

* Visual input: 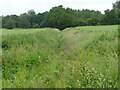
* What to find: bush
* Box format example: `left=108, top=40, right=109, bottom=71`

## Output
left=5, top=21, right=14, bottom=29
left=33, top=24, right=40, bottom=28
left=76, top=19, right=87, bottom=26
left=87, top=18, right=99, bottom=26
left=5, top=18, right=16, bottom=29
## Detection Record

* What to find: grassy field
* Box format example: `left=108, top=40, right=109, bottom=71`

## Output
left=2, top=25, right=118, bottom=88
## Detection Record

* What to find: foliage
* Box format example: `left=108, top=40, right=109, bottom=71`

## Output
left=102, top=9, right=118, bottom=25
left=113, top=1, right=120, bottom=10
left=5, top=18, right=15, bottom=29
left=40, top=5, right=77, bottom=30
left=87, top=18, right=100, bottom=25
left=33, top=24, right=40, bottom=28
left=2, top=3, right=120, bottom=30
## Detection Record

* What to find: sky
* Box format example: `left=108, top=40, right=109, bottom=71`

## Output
left=0, top=0, right=117, bottom=16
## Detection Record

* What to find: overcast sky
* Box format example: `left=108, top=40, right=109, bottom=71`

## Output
left=0, top=0, right=117, bottom=16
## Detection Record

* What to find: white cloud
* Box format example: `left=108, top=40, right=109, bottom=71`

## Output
left=0, top=0, right=116, bottom=16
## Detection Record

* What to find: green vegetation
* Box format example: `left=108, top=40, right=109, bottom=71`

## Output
left=2, top=25, right=118, bottom=88
left=1, top=1, right=120, bottom=30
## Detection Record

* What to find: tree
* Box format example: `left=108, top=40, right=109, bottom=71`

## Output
left=2, top=2, right=119, bottom=30
left=2, top=15, right=18, bottom=28
left=33, top=24, right=40, bottom=28
left=2, top=15, right=10, bottom=28
left=102, top=9, right=118, bottom=25
left=57, top=12, right=76, bottom=30
left=87, top=18, right=99, bottom=26
left=113, top=1, right=120, bottom=24
left=76, top=19, right=87, bottom=26
left=113, top=1, right=120, bottom=10
left=41, top=5, right=77, bottom=30
left=5, top=18, right=15, bottom=29
left=27, top=9, right=36, bottom=28
left=0, top=16, right=2, bottom=28
left=18, top=14, right=30, bottom=28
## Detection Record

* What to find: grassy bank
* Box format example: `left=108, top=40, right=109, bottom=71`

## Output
left=2, top=25, right=118, bottom=88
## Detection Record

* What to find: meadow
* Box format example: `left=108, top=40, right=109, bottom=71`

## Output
left=2, top=25, right=118, bottom=88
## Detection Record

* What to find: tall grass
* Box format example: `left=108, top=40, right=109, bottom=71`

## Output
left=2, top=25, right=118, bottom=88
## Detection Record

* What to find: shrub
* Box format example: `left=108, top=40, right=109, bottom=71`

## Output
left=33, top=24, right=40, bottom=28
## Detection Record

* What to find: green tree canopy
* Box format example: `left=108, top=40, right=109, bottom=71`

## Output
left=18, top=14, right=30, bottom=28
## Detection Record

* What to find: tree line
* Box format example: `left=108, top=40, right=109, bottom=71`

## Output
left=1, top=1, right=120, bottom=30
